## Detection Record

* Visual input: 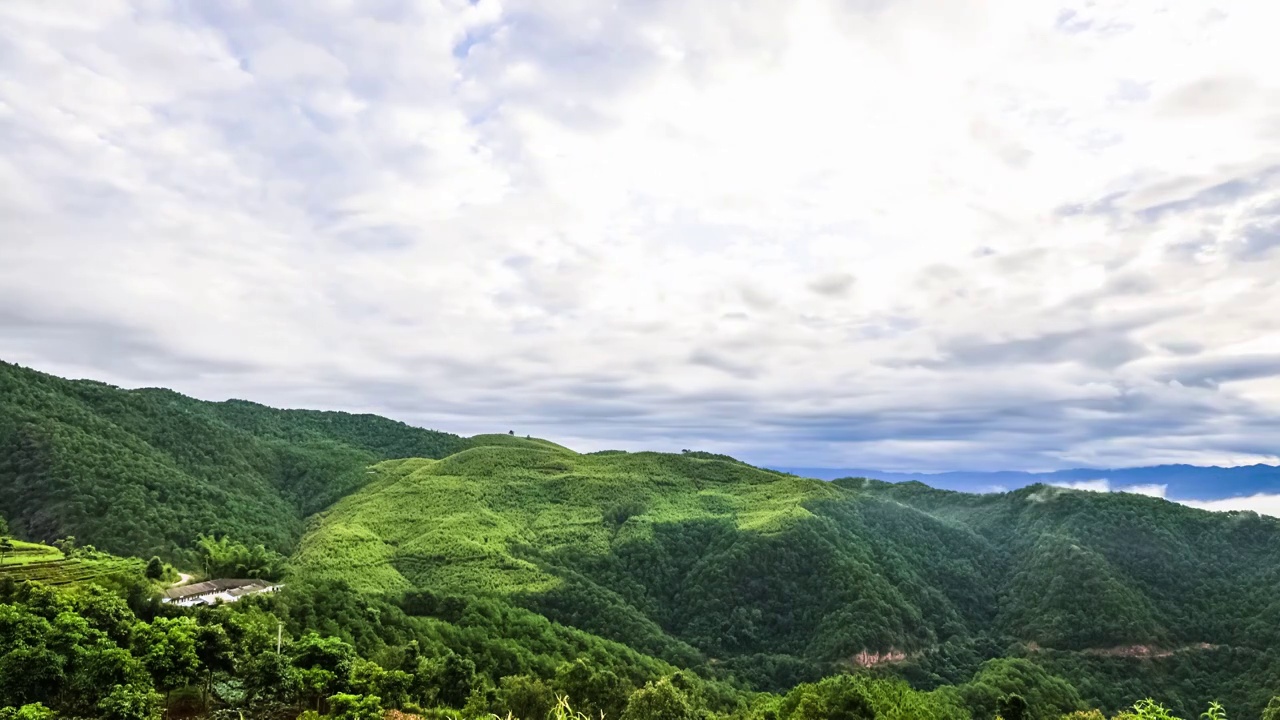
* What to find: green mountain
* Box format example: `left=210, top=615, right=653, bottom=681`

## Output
left=1, top=361, right=1278, bottom=719
left=0, top=360, right=466, bottom=561
left=294, top=441, right=1280, bottom=715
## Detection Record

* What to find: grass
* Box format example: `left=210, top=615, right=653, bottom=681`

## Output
left=292, top=440, right=841, bottom=596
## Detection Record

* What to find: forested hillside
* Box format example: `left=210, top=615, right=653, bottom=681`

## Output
left=296, top=443, right=1280, bottom=716
left=0, top=361, right=466, bottom=561
left=2, top=362, right=1279, bottom=719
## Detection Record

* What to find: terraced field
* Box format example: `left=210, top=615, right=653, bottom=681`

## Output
left=2, top=538, right=62, bottom=565
left=0, top=540, right=141, bottom=586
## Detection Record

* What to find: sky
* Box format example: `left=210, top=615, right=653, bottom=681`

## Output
left=3, top=1, right=1280, bottom=491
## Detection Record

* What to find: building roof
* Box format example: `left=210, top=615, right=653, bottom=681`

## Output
left=163, top=578, right=273, bottom=600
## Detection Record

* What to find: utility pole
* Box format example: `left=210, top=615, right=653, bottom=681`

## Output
left=277, top=621, right=283, bottom=654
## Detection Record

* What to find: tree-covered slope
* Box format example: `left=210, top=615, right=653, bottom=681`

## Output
left=0, top=361, right=467, bottom=561
left=874, top=481, right=1280, bottom=651
left=294, top=445, right=1280, bottom=715
left=3, top=363, right=1279, bottom=717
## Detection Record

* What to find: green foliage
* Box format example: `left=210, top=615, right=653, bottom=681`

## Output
left=0, top=361, right=466, bottom=560
left=96, top=685, right=162, bottom=720
left=328, top=692, right=383, bottom=720
left=961, top=658, right=1082, bottom=720
left=1199, top=701, right=1226, bottom=720
left=775, top=675, right=890, bottom=720
left=0, top=703, right=54, bottom=720
left=496, top=675, right=556, bottom=720
left=144, top=557, right=163, bottom=580
left=1264, top=697, right=1280, bottom=720
left=195, top=535, right=285, bottom=580
left=998, top=693, right=1028, bottom=720
left=1116, top=699, right=1181, bottom=719
left=620, top=677, right=697, bottom=720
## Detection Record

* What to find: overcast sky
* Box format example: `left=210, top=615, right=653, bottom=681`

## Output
left=3, top=0, right=1280, bottom=476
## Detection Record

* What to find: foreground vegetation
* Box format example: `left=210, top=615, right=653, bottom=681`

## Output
left=0, top=569, right=950, bottom=719
left=5, top=574, right=1274, bottom=720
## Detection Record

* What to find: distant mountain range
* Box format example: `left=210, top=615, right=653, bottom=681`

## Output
left=770, top=464, right=1280, bottom=501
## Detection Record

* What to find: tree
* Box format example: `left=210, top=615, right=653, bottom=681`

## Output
left=241, top=651, right=299, bottom=706
left=135, top=617, right=201, bottom=711
left=0, top=703, right=54, bottom=720
left=194, top=535, right=283, bottom=580
left=620, top=678, right=697, bottom=720
left=51, top=537, right=75, bottom=557
left=497, top=675, right=555, bottom=720
left=554, top=660, right=630, bottom=720
left=144, top=557, right=164, bottom=580
left=604, top=500, right=646, bottom=529
left=0, top=646, right=65, bottom=707
left=193, top=623, right=233, bottom=709
left=96, top=685, right=162, bottom=720
left=0, top=515, right=9, bottom=536
left=291, top=633, right=357, bottom=711
left=998, top=694, right=1028, bottom=720
left=778, top=676, right=874, bottom=720
left=0, top=539, right=12, bottom=565
left=423, top=651, right=476, bottom=709
left=327, top=693, right=382, bottom=720
left=1264, top=696, right=1280, bottom=720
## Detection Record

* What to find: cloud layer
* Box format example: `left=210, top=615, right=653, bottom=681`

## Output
left=3, top=0, right=1280, bottom=471
left=1048, top=479, right=1280, bottom=517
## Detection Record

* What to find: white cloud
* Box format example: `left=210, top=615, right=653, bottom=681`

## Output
left=1050, top=479, right=1168, bottom=497
left=1122, top=483, right=1171, bottom=498
left=1181, top=494, right=1280, bottom=518
left=1047, top=479, right=1280, bottom=517
left=1053, top=479, right=1115, bottom=493
left=2, top=0, right=1280, bottom=470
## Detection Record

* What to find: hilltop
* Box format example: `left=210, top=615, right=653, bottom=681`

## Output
left=295, top=440, right=1280, bottom=715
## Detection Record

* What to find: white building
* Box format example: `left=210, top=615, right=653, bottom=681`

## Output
left=162, top=578, right=283, bottom=607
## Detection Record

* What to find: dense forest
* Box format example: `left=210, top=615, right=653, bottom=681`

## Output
left=1, top=362, right=1278, bottom=719
left=0, top=361, right=466, bottom=562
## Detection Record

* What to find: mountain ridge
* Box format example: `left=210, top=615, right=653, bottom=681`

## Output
left=773, top=463, right=1280, bottom=501
left=3, top=360, right=1280, bottom=716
